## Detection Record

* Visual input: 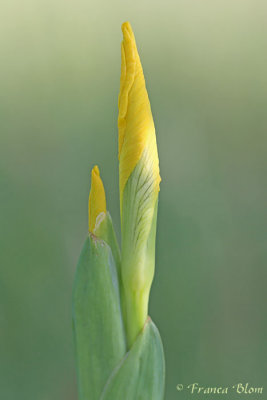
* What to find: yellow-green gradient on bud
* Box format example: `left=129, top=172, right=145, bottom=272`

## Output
left=88, top=165, right=106, bottom=233
left=118, top=22, right=161, bottom=347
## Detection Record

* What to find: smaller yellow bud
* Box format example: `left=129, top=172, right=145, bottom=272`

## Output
left=88, top=166, right=106, bottom=233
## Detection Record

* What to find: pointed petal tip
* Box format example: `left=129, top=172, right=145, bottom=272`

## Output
left=121, top=21, right=132, bottom=33
left=121, top=22, right=136, bottom=54
left=91, top=165, right=100, bottom=177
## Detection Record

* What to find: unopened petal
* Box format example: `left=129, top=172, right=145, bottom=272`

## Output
left=118, top=22, right=160, bottom=205
left=88, top=165, right=106, bottom=232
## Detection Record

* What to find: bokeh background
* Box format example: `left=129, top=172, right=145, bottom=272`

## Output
left=1, top=1, right=267, bottom=399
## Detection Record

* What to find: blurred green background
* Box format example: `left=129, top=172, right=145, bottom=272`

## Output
left=1, top=1, right=266, bottom=399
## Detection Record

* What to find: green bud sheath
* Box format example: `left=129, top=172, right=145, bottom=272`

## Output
left=100, top=318, right=165, bottom=400
left=94, top=212, right=122, bottom=287
left=72, top=233, right=126, bottom=400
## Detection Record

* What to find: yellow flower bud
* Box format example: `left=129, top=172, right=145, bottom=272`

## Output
left=88, top=165, right=106, bottom=233
left=118, top=22, right=161, bottom=347
left=118, top=22, right=160, bottom=207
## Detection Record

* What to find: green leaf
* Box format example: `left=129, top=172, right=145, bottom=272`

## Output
left=100, top=318, right=165, bottom=400
left=73, top=235, right=126, bottom=400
